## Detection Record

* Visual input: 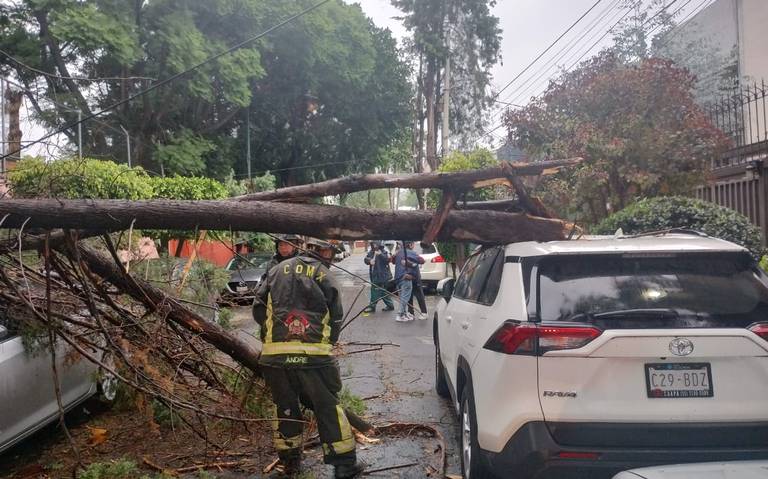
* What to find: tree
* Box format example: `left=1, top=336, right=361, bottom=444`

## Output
left=0, top=0, right=412, bottom=183
left=504, top=51, right=729, bottom=225
left=393, top=0, right=501, bottom=170
left=595, top=196, right=763, bottom=257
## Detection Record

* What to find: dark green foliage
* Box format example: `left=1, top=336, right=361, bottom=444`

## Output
left=595, top=196, right=763, bottom=256
left=1, top=0, right=411, bottom=183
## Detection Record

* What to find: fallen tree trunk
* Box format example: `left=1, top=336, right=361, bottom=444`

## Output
left=0, top=199, right=571, bottom=243
left=233, top=157, right=582, bottom=202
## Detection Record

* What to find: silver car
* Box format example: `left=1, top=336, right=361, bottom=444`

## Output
left=0, top=319, right=116, bottom=453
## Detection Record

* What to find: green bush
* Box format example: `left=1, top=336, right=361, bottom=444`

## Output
left=149, top=175, right=228, bottom=200
left=595, top=196, right=763, bottom=256
left=9, top=157, right=154, bottom=199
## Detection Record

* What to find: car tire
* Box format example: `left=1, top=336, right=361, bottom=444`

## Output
left=434, top=328, right=450, bottom=399
left=96, top=354, right=119, bottom=405
left=460, top=384, right=495, bottom=479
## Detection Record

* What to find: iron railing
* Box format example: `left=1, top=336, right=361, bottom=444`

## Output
left=707, top=80, right=768, bottom=168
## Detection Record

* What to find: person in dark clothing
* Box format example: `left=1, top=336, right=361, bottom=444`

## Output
left=263, top=234, right=304, bottom=274
left=363, top=241, right=394, bottom=313
left=253, top=239, right=364, bottom=479
left=391, top=241, right=425, bottom=322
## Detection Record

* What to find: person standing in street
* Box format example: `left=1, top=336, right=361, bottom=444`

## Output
left=253, top=239, right=364, bottom=478
left=363, top=241, right=394, bottom=314
left=407, top=265, right=428, bottom=320
left=391, top=241, right=424, bottom=322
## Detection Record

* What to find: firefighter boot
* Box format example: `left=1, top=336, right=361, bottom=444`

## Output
left=334, top=461, right=366, bottom=479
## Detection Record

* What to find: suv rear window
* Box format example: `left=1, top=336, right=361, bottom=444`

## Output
left=536, top=253, right=768, bottom=329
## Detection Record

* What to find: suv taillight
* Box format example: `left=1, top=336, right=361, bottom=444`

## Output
left=431, top=255, right=445, bottom=263
left=484, top=322, right=602, bottom=355
left=749, top=323, right=768, bottom=341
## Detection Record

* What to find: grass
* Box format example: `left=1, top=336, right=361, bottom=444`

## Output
left=338, top=386, right=366, bottom=417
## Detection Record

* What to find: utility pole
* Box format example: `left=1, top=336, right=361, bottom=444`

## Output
left=77, top=110, right=82, bottom=159
left=441, top=56, right=450, bottom=156
left=120, top=125, right=131, bottom=167
left=1, top=77, right=6, bottom=175
left=246, top=108, right=252, bottom=181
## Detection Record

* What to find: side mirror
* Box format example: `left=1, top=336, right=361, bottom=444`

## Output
left=0, top=325, right=8, bottom=340
left=437, top=278, right=455, bottom=302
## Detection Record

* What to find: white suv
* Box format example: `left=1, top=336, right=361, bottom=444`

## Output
left=433, top=232, right=768, bottom=479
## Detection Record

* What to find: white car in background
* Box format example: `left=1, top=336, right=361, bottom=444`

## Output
left=613, top=460, right=768, bottom=479
left=433, top=232, right=768, bottom=479
left=410, top=242, right=452, bottom=292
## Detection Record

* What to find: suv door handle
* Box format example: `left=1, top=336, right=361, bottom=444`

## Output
left=460, top=321, right=470, bottom=330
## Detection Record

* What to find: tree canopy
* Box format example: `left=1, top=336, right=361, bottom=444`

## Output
left=0, top=0, right=412, bottom=184
left=504, top=51, right=728, bottom=225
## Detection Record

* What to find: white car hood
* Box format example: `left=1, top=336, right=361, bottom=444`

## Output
left=616, top=461, right=768, bottom=479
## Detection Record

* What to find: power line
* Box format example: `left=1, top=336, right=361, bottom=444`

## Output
left=498, top=0, right=624, bottom=107
left=653, top=0, right=716, bottom=51
left=1, top=0, right=333, bottom=162
left=478, top=0, right=630, bottom=140
left=492, top=0, right=606, bottom=101
left=0, top=48, right=155, bottom=82
left=475, top=0, right=651, bottom=146
left=506, top=0, right=678, bottom=110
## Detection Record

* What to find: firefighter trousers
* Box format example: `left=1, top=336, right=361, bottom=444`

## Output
left=262, top=364, right=356, bottom=466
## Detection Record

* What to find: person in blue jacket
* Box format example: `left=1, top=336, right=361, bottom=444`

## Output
left=391, top=241, right=425, bottom=322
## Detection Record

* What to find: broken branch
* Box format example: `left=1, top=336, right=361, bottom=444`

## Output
left=234, top=157, right=582, bottom=202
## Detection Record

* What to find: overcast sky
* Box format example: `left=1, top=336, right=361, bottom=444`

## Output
left=349, top=0, right=712, bottom=140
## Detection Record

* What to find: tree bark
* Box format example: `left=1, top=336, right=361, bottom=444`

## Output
left=422, top=190, right=458, bottom=244
left=0, top=199, right=571, bottom=243
left=234, top=158, right=582, bottom=202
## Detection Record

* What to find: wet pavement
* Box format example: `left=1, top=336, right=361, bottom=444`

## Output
left=236, top=252, right=461, bottom=478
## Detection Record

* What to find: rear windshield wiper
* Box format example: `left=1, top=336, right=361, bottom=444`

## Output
left=592, top=308, right=680, bottom=319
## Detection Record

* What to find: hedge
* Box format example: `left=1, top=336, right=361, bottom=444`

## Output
left=595, top=196, right=763, bottom=256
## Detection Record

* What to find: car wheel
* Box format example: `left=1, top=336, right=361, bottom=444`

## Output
left=460, top=384, right=495, bottom=479
left=434, top=328, right=450, bottom=399
left=97, top=354, right=119, bottom=404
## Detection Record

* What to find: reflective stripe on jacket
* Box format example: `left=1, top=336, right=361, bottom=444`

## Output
left=254, top=255, right=343, bottom=367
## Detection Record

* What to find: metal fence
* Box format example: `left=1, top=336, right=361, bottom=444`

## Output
left=706, top=80, right=768, bottom=168
left=698, top=79, right=768, bottom=244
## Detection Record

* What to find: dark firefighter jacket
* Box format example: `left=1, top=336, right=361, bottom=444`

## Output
left=253, top=255, right=343, bottom=368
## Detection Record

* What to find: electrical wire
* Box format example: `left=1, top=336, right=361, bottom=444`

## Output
left=0, top=48, right=155, bottom=82
left=0, top=0, right=333, bottom=162
left=492, top=0, right=606, bottom=101
left=653, top=0, right=716, bottom=51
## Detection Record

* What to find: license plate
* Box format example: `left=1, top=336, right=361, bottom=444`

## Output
left=645, top=363, right=713, bottom=398
left=236, top=286, right=248, bottom=293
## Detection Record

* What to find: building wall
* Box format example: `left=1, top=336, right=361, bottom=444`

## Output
left=739, top=0, right=768, bottom=84
left=658, top=0, right=739, bottom=105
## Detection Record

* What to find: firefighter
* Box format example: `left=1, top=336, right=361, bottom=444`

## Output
left=253, top=239, right=365, bottom=478
left=265, top=234, right=304, bottom=272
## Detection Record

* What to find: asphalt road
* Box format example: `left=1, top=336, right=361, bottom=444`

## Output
left=233, top=252, right=461, bottom=478
left=332, top=252, right=460, bottom=477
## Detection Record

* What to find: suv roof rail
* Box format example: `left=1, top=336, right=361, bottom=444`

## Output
left=617, top=228, right=710, bottom=239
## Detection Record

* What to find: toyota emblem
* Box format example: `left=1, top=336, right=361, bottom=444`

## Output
left=669, top=338, right=694, bottom=356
